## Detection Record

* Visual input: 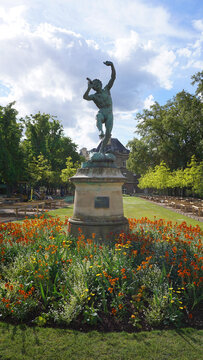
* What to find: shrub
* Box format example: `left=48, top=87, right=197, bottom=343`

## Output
left=0, top=215, right=202, bottom=330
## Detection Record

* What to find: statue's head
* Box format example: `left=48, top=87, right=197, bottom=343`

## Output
left=92, top=79, right=102, bottom=91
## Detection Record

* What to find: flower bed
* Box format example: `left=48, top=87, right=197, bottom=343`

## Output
left=0, top=215, right=202, bottom=330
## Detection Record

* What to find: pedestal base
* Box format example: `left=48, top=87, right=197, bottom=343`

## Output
left=69, top=217, right=129, bottom=244
left=69, top=159, right=129, bottom=243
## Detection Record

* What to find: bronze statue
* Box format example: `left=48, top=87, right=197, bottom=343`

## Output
left=83, top=61, right=116, bottom=153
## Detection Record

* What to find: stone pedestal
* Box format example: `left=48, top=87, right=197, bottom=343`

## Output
left=69, top=160, right=129, bottom=243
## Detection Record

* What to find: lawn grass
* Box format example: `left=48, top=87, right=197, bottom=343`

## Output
left=0, top=323, right=202, bottom=360
left=47, top=196, right=203, bottom=230
left=123, top=196, right=203, bottom=230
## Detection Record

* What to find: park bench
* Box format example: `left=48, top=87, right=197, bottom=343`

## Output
left=0, top=201, right=45, bottom=218
left=192, top=205, right=203, bottom=216
left=44, top=199, right=67, bottom=209
left=1, top=197, right=21, bottom=203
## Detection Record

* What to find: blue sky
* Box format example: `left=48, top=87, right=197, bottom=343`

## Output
left=0, top=0, right=202, bottom=150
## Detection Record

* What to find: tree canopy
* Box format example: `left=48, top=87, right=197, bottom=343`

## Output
left=0, top=102, right=24, bottom=186
left=191, top=70, right=203, bottom=97
left=0, top=105, right=81, bottom=192
left=22, top=112, right=81, bottom=188
left=138, top=156, right=203, bottom=197
left=127, top=75, right=203, bottom=176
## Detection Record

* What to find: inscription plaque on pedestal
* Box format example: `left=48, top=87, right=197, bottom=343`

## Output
left=95, top=196, right=109, bottom=208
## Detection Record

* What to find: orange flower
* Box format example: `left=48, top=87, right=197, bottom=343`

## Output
left=111, top=307, right=117, bottom=315
left=172, top=246, right=177, bottom=254
left=165, top=251, right=169, bottom=258
left=108, top=287, right=113, bottom=293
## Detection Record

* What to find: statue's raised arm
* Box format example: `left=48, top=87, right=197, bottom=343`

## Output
left=104, top=61, right=116, bottom=90
left=83, top=61, right=116, bottom=154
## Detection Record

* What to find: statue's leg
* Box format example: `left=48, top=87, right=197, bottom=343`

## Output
left=100, top=113, right=113, bottom=153
left=96, top=112, right=104, bottom=139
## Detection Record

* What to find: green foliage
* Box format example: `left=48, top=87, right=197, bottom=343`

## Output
left=126, top=138, right=152, bottom=175
left=61, top=156, right=80, bottom=183
left=183, top=156, right=203, bottom=196
left=0, top=216, right=202, bottom=330
left=0, top=102, right=24, bottom=187
left=138, top=156, right=203, bottom=196
left=0, top=103, right=81, bottom=189
left=127, top=86, right=203, bottom=175
left=191, top=70, right=203, bottom=97
left=22, top=112, right=81, bottom=188
left=138, top=161, right=172, bottom=190
left=23, top=113, right=63, bottom=165
left=27, top=153, right=53, bottom=187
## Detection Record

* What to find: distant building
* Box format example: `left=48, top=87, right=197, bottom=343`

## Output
left=88, top=138, right=140, bottom=194
left=79, top=147, right=89, bottom=160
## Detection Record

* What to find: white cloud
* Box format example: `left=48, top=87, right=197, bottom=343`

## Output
left=109, top=31, right=140, bottom=62
left=193, top=19, right=203, bottom=32
left=177, top=48, right=192, bottom=58
left=143, top=49, right=177, bottom=89
left=0, top=5, right=29, bottom=40
left=144, top=95, right=155, bottom=109
left=0, top=0, right=202, bottom=150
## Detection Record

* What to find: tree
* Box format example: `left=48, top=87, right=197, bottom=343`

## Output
left=191, top=71, right=203, bottom=97
left=0, top=102, right=24, bottom=190
left=183, top=156, right=203, bottom=197
left=127, top=90, right=203, bottom=175
left=126, top=138, right=153, bottom=175
left=23, top=112, right=63, bottom=165
left=27, top=153, right=53, bottom=188
left=22, top=112, right=81, bottom=188
left=60, top=156, right=80, bottom=193
left=138, top=156, right=203, bottom=197
left=138, top=161, right=172, bottom=192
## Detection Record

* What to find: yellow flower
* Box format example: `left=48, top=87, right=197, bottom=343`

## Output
left=123, top=252, right=127, bottom=255
left=179, top=307, right=183, bottom=310
left=171, top=300, right=174, bottom=303
left=163, top=296, right=167, bottom=299
left=85, top=289, right=89, bottom=292
left=96, top=273, right=102, bottom=277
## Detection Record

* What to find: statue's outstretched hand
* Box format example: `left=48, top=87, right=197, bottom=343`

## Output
left=86, top=77, right=92, bottom=87
left=103, top=61, right=113, bottom=66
